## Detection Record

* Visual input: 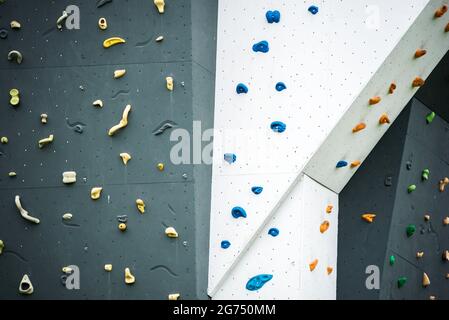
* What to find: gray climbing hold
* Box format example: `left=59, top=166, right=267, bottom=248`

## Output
left=152, top=120, right=178, bottom=135
left=117, top=215, right=128, bottom=223
left=0, top=28, right=8, bottom=39
left=56, top=11, right=68, bottom=30
left=384, top=176, right=393, bottom=187
left=96, top=0, right=112, bottom=8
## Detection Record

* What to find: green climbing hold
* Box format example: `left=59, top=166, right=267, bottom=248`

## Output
left=426, top=112, right=435, bottom=124
left=398, top=276, right=407, bottom=288
left=422, top=169, right=430, bottom=181
left=406, top=224, right=416, bottom=237
left=407, top=184, right=416, bottom=193
left=389, top=255, right=396, bottom=266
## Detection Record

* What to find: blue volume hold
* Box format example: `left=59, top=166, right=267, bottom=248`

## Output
left=268, top=228, right=279, bottom=237
left=251, top=186, right=263, bottom=195
left=224, top=153, right=236, bottom=164
left=231, top=206, right=247, bottom=219
left=221, top=240, right=231, bottom=249
left=275, top=82, right=287, bottom=91
left=270, top=121, right=286, bottom=133
left=266, top=10, right=281, bottom=23
left=236, top=83, right=248, bottom=94
left=336, top=160, right=348, bottom=168
left=308, top=5, right=319, bottom=15
left=246, top=274, right=273, bottom=291
left=252, top=40, right=269, bottom=53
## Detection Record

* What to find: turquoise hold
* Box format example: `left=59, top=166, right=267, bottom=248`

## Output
left=246, top=274, right=273, bottom=291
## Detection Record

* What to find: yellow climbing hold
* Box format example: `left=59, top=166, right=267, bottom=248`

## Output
left=0, top=240, right=4, bottom=254
left=369, top=96, right=381, bottom=105
left=98, top=17, right=107, bottom=30
left=104, top=264, right=113, bottom=272
left=108, top=104, right=131, bottom=136
left=136, top=199, right=145, bottom=213
left=379, top=114, right=390, bottom=125
left=114, top=69, right=126, bottom=79
left=38, top=134, right=54, bottom=148
left=124, top=267, right=135, bottom=284
left=352, top=123, right=366, bottom=133
left=326, top=205, right=333, bottom=214
left=416, top=251, right=424, bottom=259
left=362, top=213, right=376, bottom=223
left=309, top=259, right=318, bottom=272
left=1, top=137, right=8, bottom=144
left=166, top=76, right=174, bottom=91
left=120, top=152, right=132, bottom=165
left=168, top=293, right=180, bottom=300
left=154, top=0, right=165, bottom=13
left=118, top=223, right=127, bottom=231
left=91, top=187, right=103, bottom=200
left=40, top=114, right=48, bottom=124
left=103, top=37, right=126, bottom=48
left=157, top=163, right=165, bottom=171
left=350, top=161, right=361, bottom=168
left=165, top=227, right=178, bottom=238
left=423, top=272, right=430, bottom=287
left=320, top=220, right=330, bottom=234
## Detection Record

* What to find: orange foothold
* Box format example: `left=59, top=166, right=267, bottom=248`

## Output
left=443, top=217, right=449, bottom=226
left=369, top=96, right=381, bottom=105
left=320, top=220, right=330, bottom=233
left=439, top=177, right=449, bottom=192
left=445, top=22, right=449, bottom=32
left=327, top=267, right=333, bottom=275
left=388, top=83, right=397, bottom=94
left=435, top=5, right=448, bottom=18
left=362, top=213, right=376, bottom=223
left=326, top=205, right=333, bottom=214
left=350, top=161, right=361, bottom=168
left=379, top=114, right=390, bottom=125
left=352, top=122, right=366, bottom=133
left=414, top=49, right=427, bottom=58
left=309, top=259, right=318, bottom=272
left=412, top=77, right=425, bottom=88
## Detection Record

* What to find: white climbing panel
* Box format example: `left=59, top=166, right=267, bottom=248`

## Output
left=209, top=0, right=433, bottom=298
left=212, top=174, right=338, bottom=300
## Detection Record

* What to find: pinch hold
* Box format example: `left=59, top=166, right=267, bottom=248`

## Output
left=166, top=76, right=174, bottom=91
left=362, top=213, right=376, bottom=223
left=114, top=69, right=126, bottom=79
left=246, top=274, right=273, bottom=291
left=231, top=206, right=247, bottom=219
left=252, top=40, right=269, bottom=53
left=91, top=187, right=103, bottom=200
left=236, top=83, right=248, bottom=94
left=275, top=82, right=287, bottom=91
left=336, top=161, right=348, bottom=168
left=379, top=114, right=390, bottom=125
left=270, top=121, right=286, bottom=133
left=350, top=161, right=361, bottom=168
left=352, top=122, right=366, bottom=133
left=266, top=10, right=280, bottom=23
left=124, top=268, right=135, bottom=284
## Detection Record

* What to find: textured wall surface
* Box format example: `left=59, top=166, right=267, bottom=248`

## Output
left=339, top=98, right=449, bottom=299
left=0, top=0, right=217, bottom=299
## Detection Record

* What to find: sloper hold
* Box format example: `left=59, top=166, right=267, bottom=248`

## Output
left=165, top=227, right=178, bottom=238
left=252, top=40, right=269, bottom=53
left=270, top=121, right=286, bottom=133
left=414, top=49, right=427, bottom=58
left=407, top=184, right=416, bottom=193
left=369, top=96, right=381, bottom=105
left=114, top=69, right=126, bottom=79
left=435, top=5, right=448, bottom=18
left=320, top=221, right=330, bottom=233
left=266, top=10, right=280, bottom=23
left=412, top=77, right=425, bottom=88
left=379, top=114, right=390, bottom=125
left=136, top=199, right=145, bottom=213
left=91, top=187, right=103, bottom=200
left=350, top=161, right=361, bottom=168
left=19, top=274, right=33, bottom=295
left=231, top=206, right=247, bottom=219
left=236, top=83, right=248, bottom=94
left=154, top=0, right=165, bottom=13
left=327, top=267, right=333, bottom=275
left=246, top=274, right=273, bottom=291
left=119, top=153, right=131, bottom=165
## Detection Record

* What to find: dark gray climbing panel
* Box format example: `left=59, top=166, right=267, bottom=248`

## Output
left=0, top=0, right=217, bottom=299
left=339, top=97, right=449, bottom=300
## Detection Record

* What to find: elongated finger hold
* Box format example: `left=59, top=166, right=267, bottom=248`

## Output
left=108, top=104, right=131, bottom=136
left=103, top=37, right=126, bottom=48
left=38, top=134, right=54, bottom=148
left=15, top=195, right=40, bottom=224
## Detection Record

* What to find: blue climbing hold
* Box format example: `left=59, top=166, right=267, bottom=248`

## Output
left=268, top=228, right=279, bottom=237
left=336, top=161, right=348, bottom=168
left=266, top=10, right=280, bottom=23
left=224, top=153, right=236, bottom=164
left=251, top=186, right=263, bottom=195
left=231, top=206, right=247, bottom=219
left=308, top=5, right=319, bottom=15
left=270, top=121, right=286, bottom=133
left=221, top=240, right=231, bottom=249
left=275, top=82, right=287, bottom=91
left=246, top=274, right=273, bottom=291
left=236, top=83, right=248, bottom=94
left=252, top=40, right=269, bottom=53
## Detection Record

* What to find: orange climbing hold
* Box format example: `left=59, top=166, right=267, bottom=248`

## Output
left=445, top=22, right=449, bottom=32
left=350, top=161, right=361, bottom=168
left=379, top=114, right=390, bottom=125
left=443, top=217, right=449, bottom=226
left=439, top=177, right=449, bottom=192
left=362, top=213, right=376, bottom=223
left=320, top=220, right=330, bottom=233
left=414, top=49, right=427, bottom=58
left=435, top=5, right=448, bottom=18
left=309, top=259, right=318, bottom=272
left=412, top=77, right=425, bottom=88
left=327, top=267, right=333, bottom=275
left=388, top=83, right=397, bottom=94
left=352, top=123, right=366, bottom=133
left=369, top=96, right=381, bottom=105
left=326, top=205, right=333, bottom=214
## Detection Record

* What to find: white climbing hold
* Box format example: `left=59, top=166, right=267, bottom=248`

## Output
left=62, top=266, right=73, bottom=274
left=1, top=137, right=8, bottom=144
left=125, top=267, right=135, bottom=284
left=19, top=274, right=33, bottom=295
left=40, top=114, right=48, bottom=124
left=104, top=264, right=113, bottom=272
left=91, top=187, right=103, bottom=200
left=165, top=227, right=178, bottom=238
left=136, top=199, right=145, bottom=213
left=62, top=213, right=73, bottom=220
left=15, top=195, right=40, bottom=224
left=62, top=171, right=77, bottom=184
left=92, top=100, right=103, bottom=108
left=119, top=153, right=132, bottom=165
left=154, top=0, right=165, bottom=13
left=56, top=11, right=69, bottom=30
left=168, top=293, right=180, bottom=300
left=114, top=69, right=126, bottom=79
left=8, top=172, right=17, bottom=177
left=38, top=134, right=54, bottom=148
left=108, top=104, right=131, bottom=136
left=155, top=35, right=164, bottom=42
left=166, top=76, right=174, bottom=91
left=10, top=20, right=21, bottom=29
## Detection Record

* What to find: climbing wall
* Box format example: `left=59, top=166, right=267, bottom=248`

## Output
left=0, top=0, right=217, bottom=299
left=208, top=0, right=449, bottom=299
left=339, top=98, right=449, bottom=300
